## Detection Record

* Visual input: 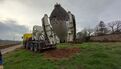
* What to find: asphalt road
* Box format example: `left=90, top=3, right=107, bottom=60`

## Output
left=1, top=45, right=22, bottom=54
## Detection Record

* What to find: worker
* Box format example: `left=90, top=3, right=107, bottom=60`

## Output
left=0, top=51, right=3, bottom=69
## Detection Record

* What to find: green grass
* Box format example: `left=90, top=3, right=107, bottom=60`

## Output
left=3, top=42, right=121, bottom=69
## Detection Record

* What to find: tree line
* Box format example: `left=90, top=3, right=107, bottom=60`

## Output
left=95, top=20, right=121, bottom=36
left=76, top=20, right=121, bottom=42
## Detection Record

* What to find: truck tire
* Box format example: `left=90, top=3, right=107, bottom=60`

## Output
left=34, top=46, right=38, bottom=52
left=30, top=46, right=34, bottom=51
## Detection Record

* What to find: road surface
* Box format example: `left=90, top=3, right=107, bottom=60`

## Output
left=1, top=45, right=22, bottom=54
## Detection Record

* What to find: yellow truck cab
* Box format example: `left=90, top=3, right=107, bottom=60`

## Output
left=22, top=33, right=32, bottom=48
left=23, top=33, right=32, bottom=41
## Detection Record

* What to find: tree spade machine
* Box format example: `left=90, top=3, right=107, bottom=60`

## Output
left=22, top=14, right=59, bottom=52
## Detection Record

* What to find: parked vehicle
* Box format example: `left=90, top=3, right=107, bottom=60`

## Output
left=0, top=51, right=3, bottom=69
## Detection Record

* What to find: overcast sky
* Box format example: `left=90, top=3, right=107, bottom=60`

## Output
left=0, top=0, right=121, bottom=40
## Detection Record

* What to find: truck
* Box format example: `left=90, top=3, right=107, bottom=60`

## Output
left=22, top=33, right=32, bottom=49
left=22, top=14, right=59, bottom=52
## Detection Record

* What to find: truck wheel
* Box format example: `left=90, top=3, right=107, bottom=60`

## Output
left=30, top=46, right=33, bottom=51
left=34, top=47, right=38, bottom=52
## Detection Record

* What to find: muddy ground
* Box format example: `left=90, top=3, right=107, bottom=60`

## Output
left=44, top=48, right=80, bottom=60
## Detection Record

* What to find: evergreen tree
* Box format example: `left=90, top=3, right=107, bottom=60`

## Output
left=96, top=21, right=108, bottom=36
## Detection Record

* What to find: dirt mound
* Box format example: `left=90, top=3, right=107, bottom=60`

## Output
left=44, top=48, right=80, bottom=60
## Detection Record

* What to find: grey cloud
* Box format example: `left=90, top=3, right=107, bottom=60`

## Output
left=68, top=0, right=119, bottom=30
left=99, top=0, right=121, bottom=23
left=0, top=0, right=4, bottom=2
left=11, top=0, right=121, bottom=30
left=0, top=19, right=29, bottom=40
left=0, top=0, right=121, bottom=35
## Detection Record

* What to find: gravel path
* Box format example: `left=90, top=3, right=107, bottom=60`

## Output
left=1, top=45, right=22, bottom=54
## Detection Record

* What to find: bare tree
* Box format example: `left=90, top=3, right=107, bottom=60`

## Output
left=108, top=22, right=116, bottom=34
left=108, top=20, right=121, bottom=34
left=115, top=21, right=121, bottom=33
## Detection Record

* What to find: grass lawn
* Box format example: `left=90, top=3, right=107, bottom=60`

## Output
left=3, top=42, right=121, bottom=69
